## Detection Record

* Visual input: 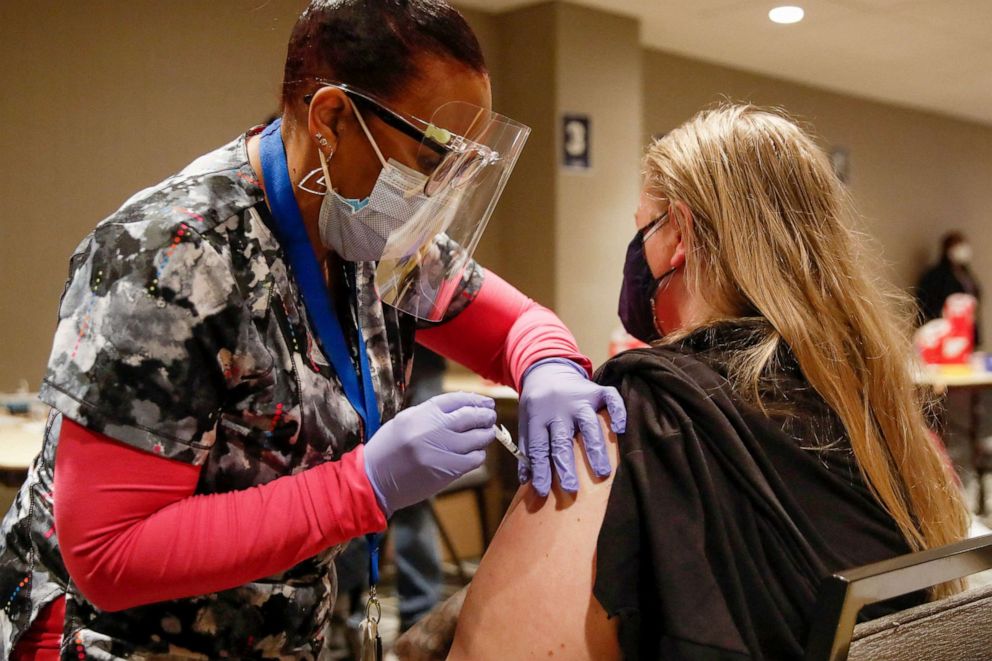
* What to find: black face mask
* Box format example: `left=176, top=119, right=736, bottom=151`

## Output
left=617, top=217, right=675, bottom=344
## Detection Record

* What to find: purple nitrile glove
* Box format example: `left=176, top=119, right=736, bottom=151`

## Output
left=364, top=391, right=498, bottom=518
left=518, top=358, right=627, bottom=496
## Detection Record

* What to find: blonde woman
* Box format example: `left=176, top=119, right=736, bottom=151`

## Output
left=445, top=105, right=968, bottom=660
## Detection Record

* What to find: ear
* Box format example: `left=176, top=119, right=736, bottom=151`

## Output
left=306, top=86, right=352, bottom=154
left=669, top=200, right=692, bottom=270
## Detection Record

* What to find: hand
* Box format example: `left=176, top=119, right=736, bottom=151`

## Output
left=518, top=359, right=627, bottom=496
left=364, top=392, right=498, bottom=517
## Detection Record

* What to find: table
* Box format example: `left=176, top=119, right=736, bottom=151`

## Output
left=0, top=415, right=45, bottom=487
left=914, top=365, right=992, bottom=514
left=441, top=373, right=518, bottom=401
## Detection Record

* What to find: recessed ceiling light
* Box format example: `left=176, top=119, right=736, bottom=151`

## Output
left=769, top=5, right=804, bottom=24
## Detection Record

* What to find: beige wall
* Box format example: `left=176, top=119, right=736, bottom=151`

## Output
left=485, top=3, right=559, bottom=307
left=553, top=4, right=641, bottom=365
left=0, top=0, right=306, bottom=391
left=453, top=7, right=507, bottom=275
left=642, top=48, right=992, bottom=342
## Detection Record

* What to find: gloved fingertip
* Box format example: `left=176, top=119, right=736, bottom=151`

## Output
left=604, top=389, right=627, bottom=433
left=468, top=448, right=488, bottom=468
left=518, top=464, right=530, bottom=484
left=594, top=460, right=613, bottom=479
left=532, top=473, right=551, bottom=498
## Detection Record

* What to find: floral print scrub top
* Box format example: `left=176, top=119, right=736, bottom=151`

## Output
left=0, top=127, right=482, bottom=659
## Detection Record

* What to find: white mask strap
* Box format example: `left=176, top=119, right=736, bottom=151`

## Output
left=317, top=149, right=334, bottom=195
left=349, top=99, right=389, bottom=169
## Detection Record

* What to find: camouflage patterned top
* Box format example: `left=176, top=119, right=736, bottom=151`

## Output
left=0, top=128, right=483, bottom=659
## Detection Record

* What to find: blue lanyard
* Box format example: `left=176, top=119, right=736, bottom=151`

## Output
left=259, top=120, right=383, bottom=587
left=258, top=119, right=381, bottom=440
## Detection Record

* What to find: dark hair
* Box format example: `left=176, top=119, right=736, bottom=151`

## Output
left=941, top=231, right=965, bottom=259
left=281, top=0, right=486, bottom=109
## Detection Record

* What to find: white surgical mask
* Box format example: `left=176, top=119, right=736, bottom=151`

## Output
left=315, top=102, right=430, bottom=262
left=948, top=243, right=972, bottom=266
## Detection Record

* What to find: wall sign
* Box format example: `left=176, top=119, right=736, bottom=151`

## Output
left=562, top=114, right=591, bottom=170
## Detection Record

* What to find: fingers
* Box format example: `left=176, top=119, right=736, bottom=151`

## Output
left=445, top=406, right=498, bottom=433
left=549, top=418, right=578, bottom=493
left=430, top=391, right=496, bottom=414
left=527, top=415, right=552, bottom=497
left=576, top=407, right=612, bottom=478
left=464, top=448, right=488, bottom=469
left=453, top=426, right=499, bottom=453
left=427, top=425, right=495, bottom=461
left=600, top=386, right=627, bottom=433
left=447, top=448, right=488, bottom=476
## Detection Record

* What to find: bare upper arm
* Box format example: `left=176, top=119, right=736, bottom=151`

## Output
left=448, top=413, right=621, bottom=661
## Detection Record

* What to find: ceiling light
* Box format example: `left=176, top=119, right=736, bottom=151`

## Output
left=768, top=6, right=804, bottom=24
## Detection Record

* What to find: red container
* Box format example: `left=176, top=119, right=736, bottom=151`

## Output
left=914, top=293, right=977, bottom=365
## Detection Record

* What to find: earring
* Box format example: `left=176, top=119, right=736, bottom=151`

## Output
left=298, top=144, right=334, bottom=196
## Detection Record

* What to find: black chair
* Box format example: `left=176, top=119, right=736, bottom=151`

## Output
left=805, top=533, right=992, bottom=660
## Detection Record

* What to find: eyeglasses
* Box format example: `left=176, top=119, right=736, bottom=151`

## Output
left=641, top=210, right=670, bottom=243
left=305, top=82, right=448, bottom=154
left=303, top=82, right=500, bottom=196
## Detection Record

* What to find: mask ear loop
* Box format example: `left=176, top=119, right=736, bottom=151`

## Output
left=648, top=265, right=677, bottom=341
left=316, top=148, right=334, bottom=196
left=307, top=96, right=389, bottom=196
left=647, top=202, right=682, bottom=340
left=350, top=98, right=433, bottom=201
left=348, top=99, right=389, bottom=169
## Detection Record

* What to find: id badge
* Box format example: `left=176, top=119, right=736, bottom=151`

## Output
left=360, top=586, right=383, bottom=661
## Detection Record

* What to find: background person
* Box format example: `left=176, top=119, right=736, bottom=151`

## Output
left=917, top=230, right=982, bottom=347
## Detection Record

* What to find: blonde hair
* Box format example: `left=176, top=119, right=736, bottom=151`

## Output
left=643, top=104, right=968, bottom=598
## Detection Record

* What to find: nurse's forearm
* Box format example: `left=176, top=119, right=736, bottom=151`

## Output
left=417, top=268, right=592, bottom=389
left=54, top=419, right=386, bottom=612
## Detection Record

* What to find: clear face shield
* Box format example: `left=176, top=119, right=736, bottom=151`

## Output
left=373, top=101, right=530, bottom=321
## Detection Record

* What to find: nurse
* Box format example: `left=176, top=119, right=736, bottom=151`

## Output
left=0, top=1, right=625, bottom=658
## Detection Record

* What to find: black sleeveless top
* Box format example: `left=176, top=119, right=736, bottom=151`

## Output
left=593, top=320, right=920, bottom=660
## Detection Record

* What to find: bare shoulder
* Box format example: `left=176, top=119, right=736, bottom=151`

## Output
left=448, top=413, right=621, bottom=661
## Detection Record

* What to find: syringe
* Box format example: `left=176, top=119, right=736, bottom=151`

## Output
left=494, top=424, right=526, bottom=463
